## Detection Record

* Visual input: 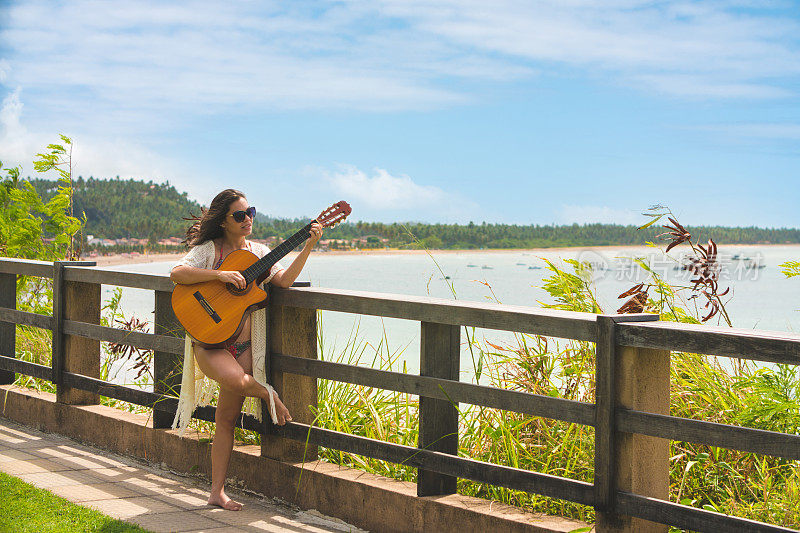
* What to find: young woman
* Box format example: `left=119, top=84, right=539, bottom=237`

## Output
left=170, top=188, right=322, bottom=511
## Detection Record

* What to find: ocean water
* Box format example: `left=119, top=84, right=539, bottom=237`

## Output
left=101, top=245, right=800, bottom=385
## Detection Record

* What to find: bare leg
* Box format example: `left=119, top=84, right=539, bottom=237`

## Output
left=193, top=345, right=291, bottom=423
left=207, top=384, right=245, bottom=511
left=195, top=346, right=291, bottom=510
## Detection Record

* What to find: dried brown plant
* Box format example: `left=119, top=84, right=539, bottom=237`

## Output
left=617, top=207, right=732, bottom=325
left=657, top=217, right=692, bottom=253
left=616, top=283, right=649, bottom=314
left=108, top=316, right=153, bottom=380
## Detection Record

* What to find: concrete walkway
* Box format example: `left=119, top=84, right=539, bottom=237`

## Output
left=0, top=417, right=364, bottom=532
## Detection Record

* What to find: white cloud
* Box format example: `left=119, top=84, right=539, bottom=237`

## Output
left=699, top=122, right=800, bottom=140
left=0, top=88, right=37, bottom=167
left=559, top=204, right=642, bottom=225
left=290, top=163, right=481, bottom=223
left=2, top=0, right=798, bottom=222
left=2, top=0, right=797, bottom=140
left=1, top=0, right=470, bottom=127
left=0, top=89, right=212, bottom=200
left=325, top=164, right=448, bottom=210
left=0, top=60, right=9, bottom=83
left=378, top=0, right=800, bottom=99
left=634, top=74, right=792, bottom=99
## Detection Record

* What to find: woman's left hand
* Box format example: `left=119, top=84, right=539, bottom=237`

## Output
left=307, top=222, right=323, bottom=246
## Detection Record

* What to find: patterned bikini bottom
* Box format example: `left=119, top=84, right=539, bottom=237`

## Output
left=225, top=340, right=251, bottom=359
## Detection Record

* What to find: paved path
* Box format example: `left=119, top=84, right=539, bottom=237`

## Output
left=0, top=417, right=364, bottom=532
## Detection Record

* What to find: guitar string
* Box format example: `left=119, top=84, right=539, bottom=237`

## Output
left=237, top=209, right=347, bottom=284
left=241, top=222, right=313, bottom=283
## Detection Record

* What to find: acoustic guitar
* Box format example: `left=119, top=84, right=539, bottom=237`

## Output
left=171, top=201, right=351, bottom=347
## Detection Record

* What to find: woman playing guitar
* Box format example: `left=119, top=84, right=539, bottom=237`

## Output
left=170, top=188, right=323, bottom=511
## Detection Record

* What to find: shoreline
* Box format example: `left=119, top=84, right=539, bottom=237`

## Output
left=86, top=242, right=800, bottom=267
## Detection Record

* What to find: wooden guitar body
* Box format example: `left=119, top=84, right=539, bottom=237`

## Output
left=171, top=249, right=267, bottom=348
left=171, top=200, right=351, bottom=347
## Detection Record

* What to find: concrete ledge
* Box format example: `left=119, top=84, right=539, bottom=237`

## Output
left=0, top=384, right=587, bottom=533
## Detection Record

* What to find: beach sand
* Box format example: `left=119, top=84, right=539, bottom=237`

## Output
left=87, top=246, right=630, bottom=267
left=89, top=252, right=186, bottom=267
left=85, top=242, right=799, bottom=267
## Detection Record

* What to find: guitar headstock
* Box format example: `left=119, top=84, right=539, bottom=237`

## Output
left=316, top=201, right=352, bottom=228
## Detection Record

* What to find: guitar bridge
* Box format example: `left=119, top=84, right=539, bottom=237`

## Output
left=193, top=291, right=221, bottom=323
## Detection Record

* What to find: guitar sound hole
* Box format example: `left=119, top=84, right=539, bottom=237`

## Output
left=226, top=283, right=249, bottom=295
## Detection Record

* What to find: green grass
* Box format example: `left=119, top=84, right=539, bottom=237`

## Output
left=0, top=471, right=152, bottom=533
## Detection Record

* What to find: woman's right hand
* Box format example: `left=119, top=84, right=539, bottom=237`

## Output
left=216, top=270, right=246, bottom=289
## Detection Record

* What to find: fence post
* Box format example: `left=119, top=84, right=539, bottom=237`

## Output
left=153, top=289, right=183, bottom=428
left=417, top=321, right=460, bottom=497
left=595, top=314, right=669, bottom=533
left=53, top=260, right=100, bottom=405
left=0, top=272, right=15, bottom=384
left=261, top=284, right=318, bottom=462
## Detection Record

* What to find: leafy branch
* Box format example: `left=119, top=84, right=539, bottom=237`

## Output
left=32, top=135, right=81, bottom=259
left=780, top=261, right=800, bottom=279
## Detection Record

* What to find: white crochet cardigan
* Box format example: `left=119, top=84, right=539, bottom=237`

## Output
left=170, top=239, right=284, bottom=434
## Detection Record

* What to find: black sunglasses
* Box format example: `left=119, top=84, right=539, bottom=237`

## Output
left=228, top=206, right=256, bottom=223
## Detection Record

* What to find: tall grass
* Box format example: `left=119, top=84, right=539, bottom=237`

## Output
left=309, top=257, right=800, bottom=528
left=310, top=312, right=597, bottom=520
left=312, top=319, right=420, bottom=481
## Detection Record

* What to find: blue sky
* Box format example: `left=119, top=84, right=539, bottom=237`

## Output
left=1, top=1, right=798, bottom=227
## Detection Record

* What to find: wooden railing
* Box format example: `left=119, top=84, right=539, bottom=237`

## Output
left=0, top=257, right=798, bottom=533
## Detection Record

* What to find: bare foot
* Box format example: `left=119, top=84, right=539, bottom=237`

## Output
left=208, top=491, right=243, bottom=511
left=273, top=396, right=293, bottom=426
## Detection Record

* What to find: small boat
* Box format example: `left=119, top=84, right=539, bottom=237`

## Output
left=467, top=264, right=477, bottom=268
left=745, top=260, right=766, bottom=270
left=481, top=265, right=493, bottom=270
left=528, top=266, right=542, bottom=270
left=516, top=262, right=526, bottom=266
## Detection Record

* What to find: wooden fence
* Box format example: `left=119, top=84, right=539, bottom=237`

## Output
left=0, top=257, right=798, bottom=532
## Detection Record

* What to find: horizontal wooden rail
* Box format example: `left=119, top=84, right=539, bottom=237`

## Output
left=272, top=286, right=600, bottom=341
left=63, top=320, right=184, bottom=355
left=0, top=257, right=53, bottom=278
left=59, top=359, right=597, bottom=508
left=616, top=409, right=800, bottom=461
left=62, top=266, right=174, bottom=292
left=275, top=421, right=596, bottom=507
left=273, top=353, right=595, bottom=426
left=0, top=354, right=51, bottom=380
left=62, top=372, right=175, bottom=410
left=0, top=309, right=183, bottom=354
left=616, top=492, right=797, bottom=533
left=0, top=308, right=53, bottom=329
left=64, top=371, right=220, bottom=424
left=617, top=321, right=800, bottom=366
left=62, top=371, right=229, bottom=428
left=56, top=369, right=601, bottom=511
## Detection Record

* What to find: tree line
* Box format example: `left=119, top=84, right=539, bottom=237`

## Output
left=28, top=177, right=800, bottom=249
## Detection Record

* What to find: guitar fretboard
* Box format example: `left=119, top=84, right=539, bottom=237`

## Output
left=241, top=222, right=312, bottom=283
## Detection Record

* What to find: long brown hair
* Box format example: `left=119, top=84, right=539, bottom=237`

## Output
left=183, top=189, right=246, bottom=246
